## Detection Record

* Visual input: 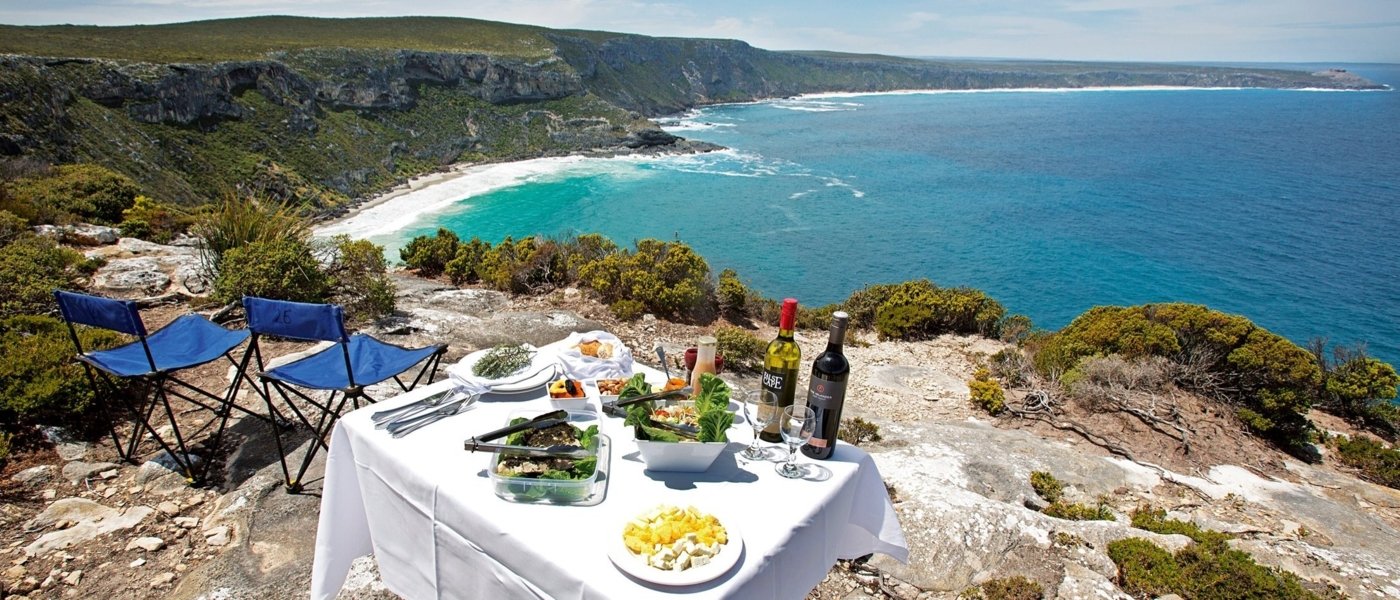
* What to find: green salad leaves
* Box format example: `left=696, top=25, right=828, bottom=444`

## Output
left=622, top=372, right=734, bottom=443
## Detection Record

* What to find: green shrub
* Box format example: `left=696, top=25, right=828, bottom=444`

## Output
left=1129, top=506, right=1231, bottom=548
left=0, top=235, right=84, bottom=319
left=1317, top=350, right=1400, bottom=440
left=999, top=314, right=1034, bottom=344
left=969, top=367, right=1006, bottom=415
left=1042, top=498, right=1114, bottom=521
left=0, top=210, right=27, bottom=245
left=716, top=268, right=749, bottom=318
left=323, top=235, right=396, bottom=322
left=400, top=228, right=460, bottom=277
left=119, top=196, right=193, bottom=243
left=1331, top=435, right=1400, bottom=489
left=610, top=299, right=645, bottom=321
left=0, top=315, right=130, bottom=434
left=838, top=416, right=883, bottom=446
left=2, top=163, right=140, bottom=225
left=795, top=303, right=842, bottom=330
left=1029, top=471, right=1064, bottom=503
left=0, top=431, right=10, bottom=466
left=579, top=238, right=711, bottom=319
left=961, top=576, right=1044, bottom=600
left=477, top=236, right=570, bottom=293
left=714, top=325, right=765, bottom=371
left=1108, top=532, right=1322, bottom=599
left=873, top=280, right=1006, bottom=340
left=193, top=195, right=311, bottom=278
left=445, top=237, right=492, bottom=285
left=841, top=283, right=901, bottom=329
left=214, top=239, right=328, bottom=304
left=1029, top=303, right=1324, bottom=451
left=560, top=233, right=617, bottom=280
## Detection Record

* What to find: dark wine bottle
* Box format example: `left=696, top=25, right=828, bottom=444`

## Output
left=759, top=298, right=801, bottom=443
left=801, top=311, right=849, bottom=460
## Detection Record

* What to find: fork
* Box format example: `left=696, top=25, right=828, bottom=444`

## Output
left=386, top=393, right=479, bottom=438
left=372, top=387, right=458, bottom=426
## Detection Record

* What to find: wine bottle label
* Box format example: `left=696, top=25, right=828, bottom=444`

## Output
left=807, top=437, right=828, bottom=448
left=807, top=378, right=847, bottom=409
left=761, top=370, right=786, bottom=392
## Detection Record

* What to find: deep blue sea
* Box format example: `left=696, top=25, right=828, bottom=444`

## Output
left=326, top=64, right=1400, bottom=366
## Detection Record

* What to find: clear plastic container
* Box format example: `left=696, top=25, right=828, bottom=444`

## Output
left=486, top=408, right=605, bottom=504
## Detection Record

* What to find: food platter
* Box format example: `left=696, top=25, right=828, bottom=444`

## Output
left=606, top=506, right=744, bottom=586
left=454, top=345, right=558, bottom=393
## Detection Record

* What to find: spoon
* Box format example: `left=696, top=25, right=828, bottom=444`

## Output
left=656, top=346, right=672, bottom=380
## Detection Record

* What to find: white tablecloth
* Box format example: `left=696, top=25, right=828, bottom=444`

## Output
left=310, top=356, right=907, bottom=599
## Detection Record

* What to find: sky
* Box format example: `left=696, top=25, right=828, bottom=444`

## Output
left=1, top=0, right=1397, bottom=63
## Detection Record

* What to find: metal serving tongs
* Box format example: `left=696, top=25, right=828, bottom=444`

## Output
left=600, top=387, right=693, bottom=417
left=601, top=388, right=700, bottom=439
left=463, top=409, right=592, bottom=459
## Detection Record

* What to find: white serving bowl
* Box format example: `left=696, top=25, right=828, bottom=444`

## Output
left=634, top=438, right=731, bottom=472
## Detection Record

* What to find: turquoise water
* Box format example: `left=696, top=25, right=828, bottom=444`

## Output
left=357, top=64, right=1400, bottom=366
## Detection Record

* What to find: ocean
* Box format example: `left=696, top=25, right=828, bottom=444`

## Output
left=320, top=64, right=1400, bottom=367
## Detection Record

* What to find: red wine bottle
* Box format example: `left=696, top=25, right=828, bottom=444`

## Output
left=801, top=311, right=849, bottom=460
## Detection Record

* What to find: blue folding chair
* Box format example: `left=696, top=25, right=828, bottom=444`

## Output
left=241, top=296, right=447, bottom=492
left=54, top=290, right=269, bottom=483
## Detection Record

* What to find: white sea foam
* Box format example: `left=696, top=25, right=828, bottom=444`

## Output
left=314, top=155, right=642, bottom=240
left=797, top=85, right=1390, bottom=100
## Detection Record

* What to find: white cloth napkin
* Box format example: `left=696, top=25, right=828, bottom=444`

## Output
left=446, top=345, right=557, bottom=395
left=556, top=331, right=634, bottom=379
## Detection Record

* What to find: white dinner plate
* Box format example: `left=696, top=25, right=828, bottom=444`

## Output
left=454, top=346, right=559, bottom=393
left=607, top=509, right=744, bottom=587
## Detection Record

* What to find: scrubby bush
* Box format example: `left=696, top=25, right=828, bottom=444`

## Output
left=0, top=210, right=27, bottom=245
left=193, top=195, right=311, bottom=278
left=872, top=280, right=1005, bottom=340
left=969, top=367, right=1006, bottom=415
left=1042, top=498, right=1114, bottom=521
left=714, top=325, right=765, bottom=371
left=1029, top=303, right=1325, bottom=451
left=400, top=228, right=460, bottom=277
left=0, top=235, right=85, bottom=319
left=323, top=235, right=396, bottom=323
left=1314, top=345, right=1400, bottom=440
left=794, top=302, right=842, bottom=330
left=214, top=239, right=328, bottom=304
left=2, top=163, right=140, bottom=225
left=561, top=233, right=617, bottom=280
left=1029, top=471, right=1064, bottom=503
left=716, top=268, right=750, bottom=318
left=445, top=237, right=492, bottom=285
left=580, top=238, right=710, bottom=319
left=477, top=236, right=571, bottom=294
left=999, top=314, right=1034, bottom=344
left=610, top=299, right=645, bottom=321
left=119, top=196, right=193, bottom=243
left=990, top=348, right=1034, bottom=387
left=1331, top=435, right=1400, bottom=489
left=839, top=416, right=883, bottom=446
left=1110, top=507, right=1324, bottom=599
left=0, top=315, right=130, bottom=434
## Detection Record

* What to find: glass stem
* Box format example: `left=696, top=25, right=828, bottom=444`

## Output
left=787, top=442, right=797, bottom=466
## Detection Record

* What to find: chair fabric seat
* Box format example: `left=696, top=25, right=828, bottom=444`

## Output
left=261, top=334, right=441, bottom=391
left=85, top=314, right=250, bottom=377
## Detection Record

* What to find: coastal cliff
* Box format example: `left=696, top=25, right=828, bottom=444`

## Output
left=0, top=16, right=1385, bottom=205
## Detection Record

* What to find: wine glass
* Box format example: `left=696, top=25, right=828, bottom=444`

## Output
left=740, top=390, right=777, bottom=460
left=776, top=405, right=815, bottom=478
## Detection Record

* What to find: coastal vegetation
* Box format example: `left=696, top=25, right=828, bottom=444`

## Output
left=1107, top=507, right=1334, bottom=599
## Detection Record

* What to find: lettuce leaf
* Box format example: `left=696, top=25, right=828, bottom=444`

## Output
left=698, top=408, right=735, bottom=443
left=694, top=373, right=730, bottom=413
left=618, top=373, right=652, bottom=401
left=578, top=424, right=599, bottom=449
left=504, top=417, right=530, bottom=446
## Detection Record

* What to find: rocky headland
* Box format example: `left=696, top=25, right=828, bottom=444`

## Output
left=2, top=234, right=1397, bottom=599
left=0, top=16, right=1385, bottom=207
